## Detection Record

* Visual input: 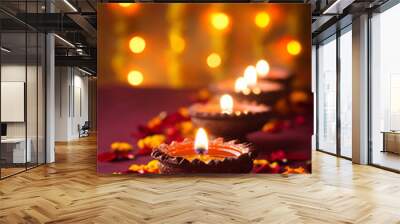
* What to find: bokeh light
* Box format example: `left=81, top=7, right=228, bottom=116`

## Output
left=207, top=53, right=221, bottom=68
left=220, top=94, right=234, bottom=114
left=256, top=59, right=270, bottom=77
left=244, top=65, right=257, bottom=86
left=287, top=40, right=302, bottom=55
left=255, top=12, right=270, bottom=28
left=211, top=12, right=230, bottom=31
left=234, top=77, right=247, bottom=93
left=129, top=36, right=146, bottom=54
left=127, top=70, right=144, bottom=86
left=169, top=34, right=185, bottom=53
left=119, top=3, right=133, bottom=7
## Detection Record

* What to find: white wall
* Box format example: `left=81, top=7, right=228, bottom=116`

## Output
left=55, top=67, right=89, bottom=141
left=1, top=64, right=46, bottom=164
left=1, top=65, right=38, bottom=138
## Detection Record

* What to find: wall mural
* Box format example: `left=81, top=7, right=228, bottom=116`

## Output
left=98, top=3, right=312, bottom=174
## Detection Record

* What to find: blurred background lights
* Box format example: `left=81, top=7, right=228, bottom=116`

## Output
left=119, top=3, right=133, bottom=7
left=256, top=59, right=270, bottom=77
left=127, top=70, right=144, bottom=86
left=287, top=40, right=302, bottom=55
left=169, top=34, right=185, bottom=53
left=255, top=12, right=270, bottom=28
left=234, top=77, right=247, bottom=93
left=211, top=12, right=230, bottom=30
left=207, top=53, right=222, bottom=68
left=129, top=36, right=146, bottom=54
left=244, top=65, right=257, bottom=86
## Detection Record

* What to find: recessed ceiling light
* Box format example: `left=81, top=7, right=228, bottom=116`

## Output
left=63, top=0, right=78, bottom=12
left=1, top=47, right=11, bottom=53
left=54, top=34, right=75, bottom=48
left=78, top=67, right=93, bottom=76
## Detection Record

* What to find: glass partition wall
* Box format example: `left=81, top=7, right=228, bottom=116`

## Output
left=316, top=26, right=353, bottom=159
left=317, top=35, right=337, bottom=154
left=0, top=2, right=46, bottom=179
left=370, top=3, right=400, bottom=171
left=339, top=28, right=352, bottom=159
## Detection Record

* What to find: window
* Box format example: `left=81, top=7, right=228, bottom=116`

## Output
left=317, top=36, right=337, bottom=154
left=339, top=28, right=352, bottom=158
left=0, top=1, right=47, bottom=179
left=371, top=2, right=400, bottom=171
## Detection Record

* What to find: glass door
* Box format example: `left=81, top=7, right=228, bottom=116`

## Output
left=370, top=3, right=400, bottom=171
left=339, top=27, right=352, bottom=158
left=1, top=30, right=28, bottom=178
left=317, top=35, right=337, bottom=154
left=0, top=1, right=47, bottom=179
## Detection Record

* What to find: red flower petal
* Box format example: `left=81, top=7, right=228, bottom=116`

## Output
left=269, top=150, right=287, bottom=162
left=135, top=147, right=153, bottom=156
left=98, top=152, right=117, bottom=162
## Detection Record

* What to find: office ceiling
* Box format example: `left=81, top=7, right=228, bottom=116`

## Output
left=0, top=0, right=391, bottom=75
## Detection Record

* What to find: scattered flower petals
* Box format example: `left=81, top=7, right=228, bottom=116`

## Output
left=283, top=166, right=306, bottom=174
left=128, top=160, right=160, bottom=174
left=98, top=151, right=134, bottom=162
left=262, top=120, right=282, bottom=133
left=98, top=151, right=117, bottom=162
left=269, top=150, right=286, bottom=162
left=111, top=142, right=133, bottom=153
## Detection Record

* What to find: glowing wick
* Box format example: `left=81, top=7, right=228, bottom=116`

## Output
left=244, top=65, right=257, bottom=87
left=194, top=128, right=209, bottom=155
left=256, top=59, right=270, bottom=77
left=220, top=94, right=234, bottom=114
left=234, top=77, right=247, bottom=93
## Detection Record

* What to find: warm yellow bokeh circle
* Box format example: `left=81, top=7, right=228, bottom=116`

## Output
left=127, top=70, right=144, bottom=86
left=207, top=53, right=222, bottom=68
left=255, top=12, right=270, bottom=28
left=129, top=36, right=146, bottom=54
left=211, top=13, right=230, bottom=31
left=287, top=40, right=302, bottom=55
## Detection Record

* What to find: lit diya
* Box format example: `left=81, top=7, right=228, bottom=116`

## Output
left=210, top=66, right=285, bottom=105
left=234, top=65, right=285, bottom=105
left=255, top=59, right=293, bottom=85
left=189, top=94, right=271, bottom=140
left=151, top=128, right=255, bottom=174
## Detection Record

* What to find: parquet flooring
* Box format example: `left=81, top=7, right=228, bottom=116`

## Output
left=1, top=135, right=400, bottom=224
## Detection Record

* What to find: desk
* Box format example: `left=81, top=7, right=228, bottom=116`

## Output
left=382, top=131, right=400, bottom=154
left=1, top=138, right=31, bottom=163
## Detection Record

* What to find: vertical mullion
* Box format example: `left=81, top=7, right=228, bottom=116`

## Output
left=316, top=44, right=320, bottom=150
left=36, top=0, right=39, bottom=167
left=336, top=29, right=341, bottom=157
left=44, top=0, right=48, bottom=164
left=25, top=0, right=28, bottom=171
left=367, top=11, right=373, bottom=165
left=72, top=68, right=75, bottom=118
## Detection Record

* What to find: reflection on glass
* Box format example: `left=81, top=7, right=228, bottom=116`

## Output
left=0, top=0, right=47, bottom=178
left=27, top=31, right=38, bottom=169
left=340, top=30, right=352, bottom=158
left=371, top=4, right=400, bottom=171
left=317, top=37, right=337, bottom=154
left=1, top=31, right=28, bottom=177
left=38, top=33, right=46, bottom=165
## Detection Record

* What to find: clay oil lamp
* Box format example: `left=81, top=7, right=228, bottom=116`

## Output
left=256, top=59, right=293, bottom=86
left=233, top=65, right=285, bottom=105
left=151, top=128, right=255, bottom=174
left=189, top=94, right=271, bottom=140
left=209, top=68, right=285, bottom=105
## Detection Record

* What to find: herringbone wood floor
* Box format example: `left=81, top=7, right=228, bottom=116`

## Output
left=1, top=135, right=400, bottom=224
